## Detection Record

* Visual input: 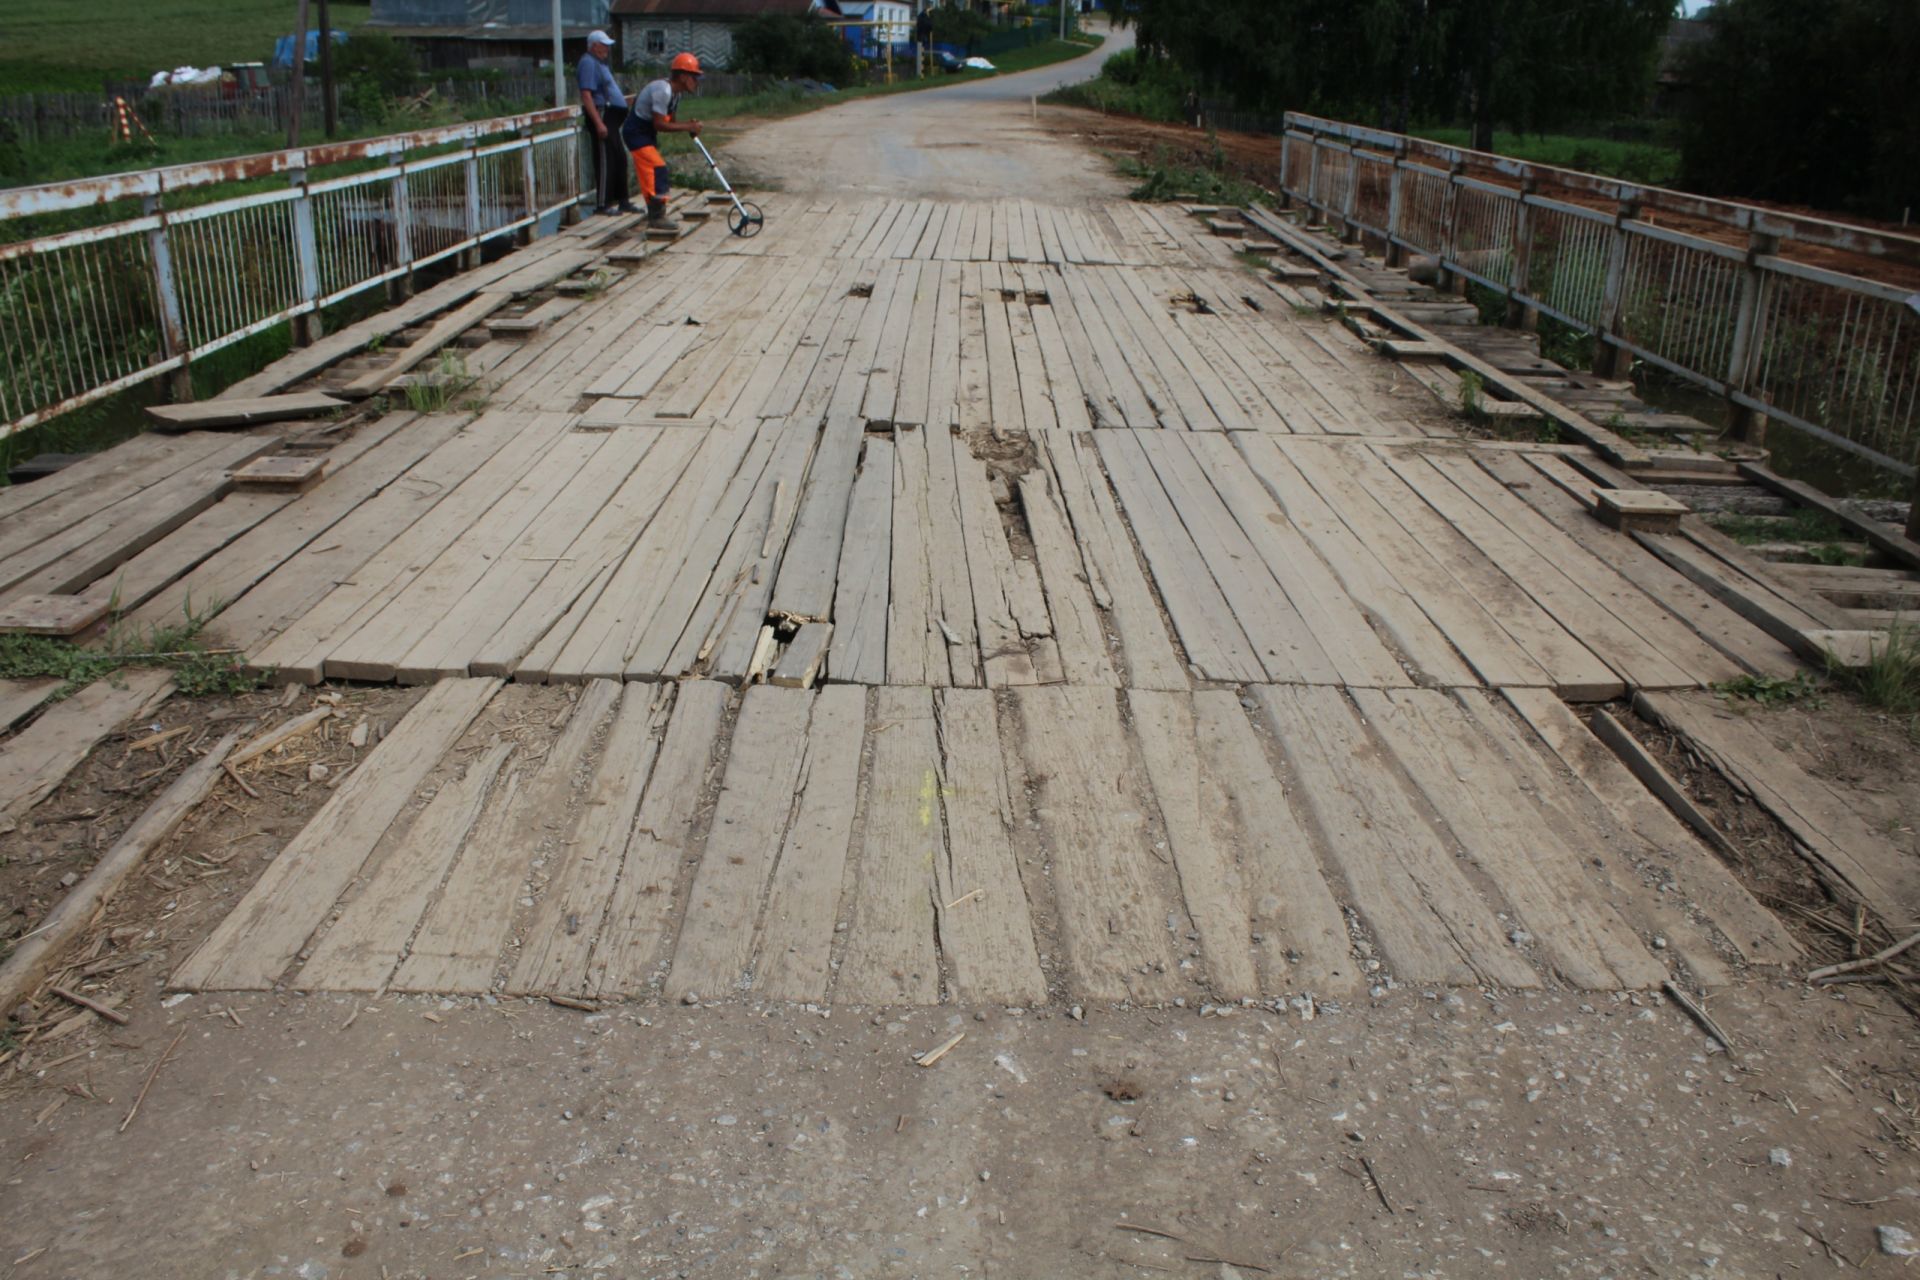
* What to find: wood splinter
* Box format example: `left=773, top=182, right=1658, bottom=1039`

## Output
left=1663, top=979, right=1735, bottom=1056
left=49, top=985, right=129, bottom=1026
left=915, top=1031, right=965, bottom=1067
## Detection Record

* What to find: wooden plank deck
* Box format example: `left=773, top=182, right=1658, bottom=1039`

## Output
left=1, top=196, right=1852, bottom=1004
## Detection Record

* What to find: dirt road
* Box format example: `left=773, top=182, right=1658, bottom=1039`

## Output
left=724, top=25, right=1135, bottom=200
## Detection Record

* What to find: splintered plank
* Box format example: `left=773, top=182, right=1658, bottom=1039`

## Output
left=752, top=685, right=867, bottom=1002
left=591, top=680, right=728, bottom=998
left=294, top=740, right=513, bottom=991
left=509, top=683, right=672, bottom=997
left=933, top=689, right=1047, bottom=1004
left=836, top=686, right=943, bottom=1003
left=1354, top=687, right=1664, bottom=990
left=829, top=438, right=893, bottom=685
left=1191, top=691, right=1356, bottom=994
left=1013, top=687, right=1183, bottom=1002
left=770, top=414, right=864, bottom=624
left=392, top=679, right=621, bottom=993
left=665, top=685, right=812, bottom=1000
left=0, top=678, right=62, bottom=733
left=173, top=678, right=500, bottom=991
left=772, top=623, right=833, bottom=688
left=887, top=428, right=944, bottom=686
left=1129, top=690, right=1259, bottom=999
left=1252, top=685, right=1538, bottom=989
left=1500, top=687, right=1799, bottom=968
left=0, top=669, right=172, bottom=819
left=1037, top=432, right=1186, bottom=690
left=146, top=392, right=345, bottom=429
left=953, top=444, right=1037, bottom=687
left=1016, top=469, right=1114, bottom=685
left=1636, top=691, right=1920, bottom=919
left=1096, top=431, right=1264, bottom=682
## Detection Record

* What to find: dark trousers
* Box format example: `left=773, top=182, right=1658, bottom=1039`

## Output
left=592, top=105, right=630, bottom=209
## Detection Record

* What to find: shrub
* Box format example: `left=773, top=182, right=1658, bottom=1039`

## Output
left=731, top=14, right=857, bottom=84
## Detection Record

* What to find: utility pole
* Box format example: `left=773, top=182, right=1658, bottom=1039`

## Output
left=317, top=0, right=336, bottom=138
left=551, top=0, right=565, bottom=109
left=287, top=0, right=309, bottom=148
left=1059, top=0, right=1067, bottom=41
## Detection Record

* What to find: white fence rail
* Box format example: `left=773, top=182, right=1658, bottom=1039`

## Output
left=1279, top=112, right=1920, bottom=477
left=0, top=106, right=588, bottom=437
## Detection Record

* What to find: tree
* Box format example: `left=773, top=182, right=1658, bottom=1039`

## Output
left=731, top=14, right=857, bottom=84
left=1677, top=0, right=1920, bottom=220
left=1112, top=0, right=1671, bottom=149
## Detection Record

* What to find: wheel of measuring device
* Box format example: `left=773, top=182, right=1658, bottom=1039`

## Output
left=728, top=201, right=765, bottom=237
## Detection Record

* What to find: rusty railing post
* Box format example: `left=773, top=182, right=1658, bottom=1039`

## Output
left=461, top=139, right=483, bottom=271
left=1436, top=160, right=1465, bottom=295
left=1383, top=142, right=1407, bottom=268
left=1723, top=231, right=1778, bottom=446
left=1505, top=177, right=1538, bottom=331
left=141, top=194, right=194, bottom=402
left=518, top=124, right=537, bottom=246
left=288, top=163, right=325, bottom=346
left=1592, top=199, right=1637, bottom=379
left=388, top=147, right=415, bottom=304
left=1339, top=147, right=1360, bottom=243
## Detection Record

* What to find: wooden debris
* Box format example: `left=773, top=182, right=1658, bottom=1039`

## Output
left=1663, top=979, right=1735, bottom=1055
left=228, top=707, right=334, bottom=768
left=49, top=985, right=129, bottom=1026
left=915, top=1031, right=965, bottom=1067
left=770, top=622, right=832, bottom=688
left=745, top=624, right=779, bottom=683
left=1808, top=930, right=1920, bottom=983
left=119, top=1026, right=187, bottom=1133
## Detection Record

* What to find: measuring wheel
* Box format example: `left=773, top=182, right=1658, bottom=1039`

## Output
left=727, top=201, right=765, bottom=238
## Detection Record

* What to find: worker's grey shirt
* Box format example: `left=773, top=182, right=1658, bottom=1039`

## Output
left=634, top=78, right=676, bottom=126
left=577, top=54, right=626, bottom=110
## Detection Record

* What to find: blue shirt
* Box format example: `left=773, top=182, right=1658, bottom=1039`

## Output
left=577, top=53, right=626, bottom=110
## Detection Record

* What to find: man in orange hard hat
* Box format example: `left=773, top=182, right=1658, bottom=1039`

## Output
left=621, top=51, right=706, bottom=229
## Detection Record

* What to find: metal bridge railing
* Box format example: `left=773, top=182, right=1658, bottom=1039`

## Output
left=1280, top=112, right=1920, bottom=478
left=0, top=106, right=588, bottom=438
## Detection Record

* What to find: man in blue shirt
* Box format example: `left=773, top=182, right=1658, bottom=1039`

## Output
left=578, top=30, right=638, bottom=215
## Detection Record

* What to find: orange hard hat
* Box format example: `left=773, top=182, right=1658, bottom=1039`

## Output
left=671, top=52, right=703, bottom=75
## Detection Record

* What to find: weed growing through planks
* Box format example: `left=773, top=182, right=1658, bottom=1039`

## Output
left=0, top=593, right=261, bottom=698
left=1706, top=507, right=1865, bottom=564
left=1830, top=623, right=1920, bottom=718
left=577, top=269, right=615, bottom=302
left=404, top=349, right=479, bottom=415
left=367, top=332, right=387, bottom=356
left=1114, top=146, right=1269, bottom=207
left=1457, top=368, right=1486, bottom=421
left=1713, top=670, right=1825, bottom=709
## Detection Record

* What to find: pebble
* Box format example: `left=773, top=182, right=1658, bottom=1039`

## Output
left=1068, top=1005, right=1084, bottom=1021
left=1879, top=1226, right=1919, bottom=1257
left=681, top=992, right=700, bottom=1006
left=1768, top=1147, right=1792, bottom=1168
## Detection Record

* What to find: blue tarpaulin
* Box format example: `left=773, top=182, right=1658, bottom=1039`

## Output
left=272, top=30, right=350, bottom=69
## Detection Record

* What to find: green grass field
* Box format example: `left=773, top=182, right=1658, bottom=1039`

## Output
left=0, top=0, right=373, bottom=92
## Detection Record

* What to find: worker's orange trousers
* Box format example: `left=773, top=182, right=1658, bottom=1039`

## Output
left=630, top=145, right=668, bottom=201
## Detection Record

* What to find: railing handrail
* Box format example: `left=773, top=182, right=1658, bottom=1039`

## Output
left=0, top=106, right=578, bottom=219
left=1284, top=112, right=1920, bottom=264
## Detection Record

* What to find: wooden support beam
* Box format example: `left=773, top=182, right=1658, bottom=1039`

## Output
left=1738, top=462, right=1920, bottom=572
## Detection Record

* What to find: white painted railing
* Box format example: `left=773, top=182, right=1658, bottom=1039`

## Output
left=1280, top=112, right=1920, bottom=477
left=0, top=107, right=589, bottom=437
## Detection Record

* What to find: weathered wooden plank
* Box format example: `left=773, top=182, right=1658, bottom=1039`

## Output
left=392, top=680, right=620, bottom=993
left=1016, top=468, right=1114, bottom=685
left=1013, top=686, right=1183, bottom=1002
left=751, top=685, right=866, bottom=1001
left=829, top=438, right=893, bottom=685
left=664, top=685, right=812, bottom=1000
left=932, top=689, right=1048, bottom=1004
left=769, top=415, right=864, bottom=624
left=771, top=622, right=833, bottom=688
left=146, top=392, right=345, bottom=429
left=1253, top=684, right=1538, bottom=988
left=0, top=670, right=171, bottom=820
left=590, top=680, right=728, bottom=998
left=294, top=740, right=513, bottom=991
left=835, top=686, right=945, bottom=1003
left=173, top=678, right=500, bottom=990
left=1129, top=690, right=1259, bottom=999
left=1191, top=690, right=1357, bottom=994
left=1355, top=687, right=1664, bottom=990
left=509, top=683, right=672, bottom=997
left=0, top=678, right=62, bottom=733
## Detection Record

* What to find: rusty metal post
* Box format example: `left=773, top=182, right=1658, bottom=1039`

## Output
left=141, top=194, right=194, bottom=403
left=1592, top=199, right=1637, bottom=379
left=388, top=152, right=415, bottom=304
left=1436, top=161, right=1465, bottom=294
left=1383, top=143, right=1406, bottom=267
left=1339, top=149, right=1360, bottom=243
left=461, top=143, right=482, bottom=271
left=289, top=165, right=324, bottom=346
left=1724, top=231, right=1778, bottom=446
left=1505, top=177, right=1537, bottom=331
left=518, top=126, right=538, bottom=246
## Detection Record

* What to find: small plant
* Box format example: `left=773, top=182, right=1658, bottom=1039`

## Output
left=1830, top=622, right=1920, bottom=717
left=0, top=593, right=261, bottom=698
left=367, top=332, right=388, bottom=355
left=1457, top=368, right=1485, bottom=419
left=578, top=268, right=615, bottom=301
left=1713, top=670, right=1824, bottom=708
left=404, top=349, right=478, bottom=414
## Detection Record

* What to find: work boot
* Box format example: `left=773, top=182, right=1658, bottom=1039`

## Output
left=615, top=201, right=642, bottom=215
left=647, top=199, right=680, bottom=230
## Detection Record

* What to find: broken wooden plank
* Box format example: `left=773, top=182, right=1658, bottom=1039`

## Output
left=0, top=594, right=111, bottom=637
left=146, top=393, right=344, bottom=430
left=771, top=623, right=833, bottom=688
left=0, top=670, right=172, bottom=820
left=229, top=455, right=328, bottom=491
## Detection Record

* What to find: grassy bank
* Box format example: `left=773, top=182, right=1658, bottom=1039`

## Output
left=0, top=0, right=373, bottom=93
left=1411, top=127, right=1679, bottom=187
